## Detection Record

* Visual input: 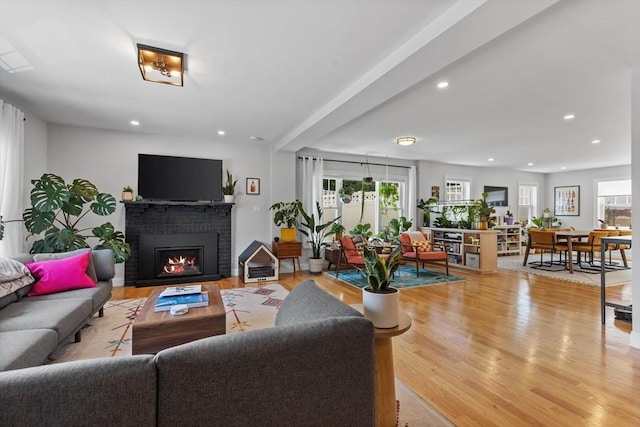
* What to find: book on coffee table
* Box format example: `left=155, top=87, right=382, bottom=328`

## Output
left=154, top=291, right=209, bottom=312
left=159, top=285, right=202, bottom=297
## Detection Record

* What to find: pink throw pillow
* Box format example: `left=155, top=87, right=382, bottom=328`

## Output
left=26, top=251, right=96, bottom=296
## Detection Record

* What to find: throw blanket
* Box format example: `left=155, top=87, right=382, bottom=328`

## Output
left=0, top=258, right=34, bottom=298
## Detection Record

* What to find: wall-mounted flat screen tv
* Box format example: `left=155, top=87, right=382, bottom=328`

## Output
left=483, top=186, right=508, bottom=207
left=138, top=154, right=223, bottom=202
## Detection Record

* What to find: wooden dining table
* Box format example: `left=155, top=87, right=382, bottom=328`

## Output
left=554, top=230, right=590, bottom=274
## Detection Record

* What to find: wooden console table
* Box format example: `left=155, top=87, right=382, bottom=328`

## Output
left=272, top=240, right=302, bottom=273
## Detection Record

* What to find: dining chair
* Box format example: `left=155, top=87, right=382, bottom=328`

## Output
left=572, top=230, right=609, bottom=270
left=524, top=229, right=568, bottom=270
left=399, top=231, right=449, bottom=276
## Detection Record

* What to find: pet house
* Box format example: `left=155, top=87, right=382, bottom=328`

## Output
left=238, top=240, right=279, bottom=283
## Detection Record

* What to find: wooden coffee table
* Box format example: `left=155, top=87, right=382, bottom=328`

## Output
left=132, top=284, right=226, bottom=354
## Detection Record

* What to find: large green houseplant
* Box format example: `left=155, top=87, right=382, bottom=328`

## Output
left=297, top=201, right=341, bottom=273
left=475, top=192, right=496, bottom=230
left=22, top=173, right=131, bottom=263
left=359, top=245, right=402, bottom=328
left=269, top=200, right=302, bottom=242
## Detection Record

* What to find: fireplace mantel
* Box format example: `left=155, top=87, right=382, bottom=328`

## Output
left=124, top=201, right=233, bottom=286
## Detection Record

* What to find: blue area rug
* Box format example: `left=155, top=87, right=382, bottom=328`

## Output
left=326, top=265, right=465, bottom=289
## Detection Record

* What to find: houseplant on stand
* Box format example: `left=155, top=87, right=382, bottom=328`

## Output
left=297, top=201, right=341, bottom=274
left=359, top=245, right=402, bottom=328
left=269, top=200, right=302, bottom=242
left=222, top=169, right=237, bottom=203
left=475, top=192, right=496, bottom=230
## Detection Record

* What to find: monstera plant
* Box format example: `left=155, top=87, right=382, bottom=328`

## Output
left=22, top=173, right=131, bottom=263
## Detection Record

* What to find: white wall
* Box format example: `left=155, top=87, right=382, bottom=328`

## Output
left=546, top=165, right=631, bottom=231
left=417, top=160, right=546, bottom=219
left=45, top=124, right=288, bottom=283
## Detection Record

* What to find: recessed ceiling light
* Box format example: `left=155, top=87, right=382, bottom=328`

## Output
left=396, top=136, right=416, bottom=146
left=561, top=166, right=566, bottom=170
left=592, top=139, right=601, bottom=144
left=249, top=136, right=264, bottom=141
left=527, top=162, right=534, bottom=166
left=437, top=81, right=449, bottom=89
left=217, top=130, right=225, bottom=136
left=563, top=114, right=575, bottom=120
left=130, top=120, right=140, bottom=126
left=488, top=158, right=494, bottom=162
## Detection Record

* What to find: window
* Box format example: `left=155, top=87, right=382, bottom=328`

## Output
left=445, top=179, right=470, bottom=202
left=323, top=177, right=405, bottom=235
left=518, top=184, right=538, bottom=225
left=597, top=179, right=631, bottom=227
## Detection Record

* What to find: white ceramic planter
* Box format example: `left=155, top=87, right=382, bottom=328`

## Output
left=308, top=257, right=324, bottom=274
left=224, top=195, right=235, bottom=203
left=362, top=287, right=399, bottom=328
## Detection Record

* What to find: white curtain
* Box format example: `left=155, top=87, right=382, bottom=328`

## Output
left=0, top=100, right=25, bottom=258
left=407, top=166, right=417, bottom=230
left=300, top=156, right=324, bottom=218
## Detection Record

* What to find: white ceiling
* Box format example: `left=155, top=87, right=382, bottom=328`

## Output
left=0, top=0, right=638, bottom=173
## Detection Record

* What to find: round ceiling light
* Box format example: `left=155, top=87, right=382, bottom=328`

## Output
left=396, top=136, right=416, bottom=146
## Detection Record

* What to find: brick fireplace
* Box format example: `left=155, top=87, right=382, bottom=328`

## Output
left=123, top=201, right=232, bottom=286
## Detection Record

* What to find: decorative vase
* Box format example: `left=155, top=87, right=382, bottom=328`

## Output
left=477, top=221, right=488, bottom=230
left=362, top=287, right=399, bottom=328
left=121, top=191, right=134, bottom=202
left=308, top=257, right=324, bottom=274
left=224, top=194, right=234, bottom=203
left=280, top=227, right=297, bottom=242
left=505, top=217, right=514, bottom=225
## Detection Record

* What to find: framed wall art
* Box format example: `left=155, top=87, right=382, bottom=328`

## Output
left=554, top=185, right=579, bottom=216
left=246, top=178, right=260, bottom=195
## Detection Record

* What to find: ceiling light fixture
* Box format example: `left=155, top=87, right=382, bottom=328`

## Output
left=437, top=81, right=449, bottom=89
left=592, top=139, right=601, bottom=144
left=217, top=130, right=225, bottom=136
left=396, top=136, right=416, bottom=146
left=488, top=158, right=494, bottom=162
left=137, top=44, right=184, bottom=86
left=563, top=114, right=575, bottom=120
left=130, top=120, right=140, bottom=126
left=527, top=162, right=534, bottom=166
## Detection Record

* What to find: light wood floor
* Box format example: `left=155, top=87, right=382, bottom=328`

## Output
left=113, top=265, right=639, bottom=426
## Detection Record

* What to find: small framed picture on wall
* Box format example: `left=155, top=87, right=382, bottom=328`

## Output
left=246, top=178, right=260, bottom=195
left=554, top=185, right=579, bottom=216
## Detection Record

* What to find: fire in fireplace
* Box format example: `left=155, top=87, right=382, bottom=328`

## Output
left=157, top=247, right=202, bottom=277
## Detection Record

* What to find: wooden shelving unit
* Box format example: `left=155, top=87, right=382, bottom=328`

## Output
left=424, top=227, right=498, bottom=273
left=493, top=225, right=522, bottom=256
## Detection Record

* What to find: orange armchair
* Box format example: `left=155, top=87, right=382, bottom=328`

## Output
left=399, top=231, right=448, bottom=276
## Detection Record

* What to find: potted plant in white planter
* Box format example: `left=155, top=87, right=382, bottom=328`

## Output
left=359, top=245, right=402, bottom=328
left=222, top=169, right=237, bottom=203
left=269, top=200, right=302, bottom=242
left=297, top=201, right=341, bottom=274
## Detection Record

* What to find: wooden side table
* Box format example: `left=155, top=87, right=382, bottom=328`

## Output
left=272, top=240, right=302, bottom=273
left=352, top=304, right=412, bottom=427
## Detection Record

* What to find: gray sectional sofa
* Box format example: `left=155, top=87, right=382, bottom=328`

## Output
left=0, top=280, right=376, bottom=426
left=0, top=249, right=115, bottom=371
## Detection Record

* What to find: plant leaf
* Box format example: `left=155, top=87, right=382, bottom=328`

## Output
left=30, top=174, right=70, bottom=213
left=61, top=195, right=84, bottom=216
left=23, top=208, right=56, bottom=234
left=90, top=193, right=117, bottom=216
left=69, top=178, right=99, bottom=202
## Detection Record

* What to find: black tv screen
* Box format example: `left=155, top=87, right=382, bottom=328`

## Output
left=484, top=186, right=508, bottom=207
left=138, top=154, right=223, bottom=201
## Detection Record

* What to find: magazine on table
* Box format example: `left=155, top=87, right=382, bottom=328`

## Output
left=154, top=291, right=209, bottom=312
left=159, top=285, right=202, bottom=297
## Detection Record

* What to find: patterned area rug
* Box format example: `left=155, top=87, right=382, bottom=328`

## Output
left=49, top=283, right=453, bottom=426
left=326, top=264, right=466, bottom=290
left=498, top=254, right=631, bottom=286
